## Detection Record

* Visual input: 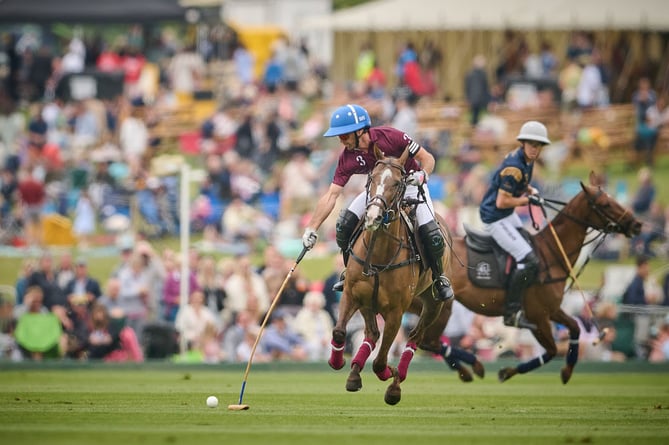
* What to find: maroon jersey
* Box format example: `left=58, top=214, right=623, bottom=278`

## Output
left=332, top=126, right=421, bottom=187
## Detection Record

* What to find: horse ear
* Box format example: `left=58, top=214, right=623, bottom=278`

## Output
left=373, top=144, right=384, bottom=160
left=589, top=170, right=604, bottom=187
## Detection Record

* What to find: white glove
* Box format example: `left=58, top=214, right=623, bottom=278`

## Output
left=528, top=194, right=545, bottom=206
left=302, top=228, right=318, bottom=250
left=407, top=170, right=428, bottom=186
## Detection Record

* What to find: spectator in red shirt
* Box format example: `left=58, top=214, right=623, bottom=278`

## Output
left=96, top=47, right=123, bottom=73
left=120, top=47, right=146, bottom=97
left=17, top=169, right=45, bottom=247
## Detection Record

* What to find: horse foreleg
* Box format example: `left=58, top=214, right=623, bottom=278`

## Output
left=498, top=320, right=556, bottom=383
left=346, top=309, right=380, bottom=392
left=440, top=344, right=485, bottom=381
left=551, top=309, right=581, bottom=384
left=372, top=315, right=400, bottom=382
left=397, top=342, right=417, bottom=382
left=498, top=351, right=555, bottom=383
left=329, top=291, right=359, bottom=370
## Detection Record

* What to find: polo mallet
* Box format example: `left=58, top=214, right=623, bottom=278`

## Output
left=536, top=200, right=608, bottom=345
left=228, top=246, right=308, bottom=411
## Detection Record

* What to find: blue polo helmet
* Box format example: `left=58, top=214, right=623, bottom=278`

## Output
left=323, top=104, right=371, bottom=137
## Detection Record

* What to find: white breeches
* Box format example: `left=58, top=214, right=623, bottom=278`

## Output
left=482, top=212, right=532, bottom=262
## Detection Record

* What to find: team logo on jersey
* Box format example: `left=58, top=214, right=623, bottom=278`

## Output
left=356, top=155, right=366, bottom=166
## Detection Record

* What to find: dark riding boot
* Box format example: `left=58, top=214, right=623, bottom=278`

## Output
left=332, top=210, right=360, bottom=292
left=503, top=252, right=539, bottom=330
left=418, top=221, right=454, bottom=302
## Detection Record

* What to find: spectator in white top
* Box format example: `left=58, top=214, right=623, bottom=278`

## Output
left=577, top=49, right=604, bottom=109
left=174, top=290, right=220, bottom=350
left=293, top=290, right=334, bottom=361
left=119, top=97, right=149, bottom=173
left=167, top=45, right=205, bottom=99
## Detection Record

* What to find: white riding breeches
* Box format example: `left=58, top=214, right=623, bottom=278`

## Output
left=348, top=184, right=435, bottom=226
left=482, top=212, right=532, bottom=262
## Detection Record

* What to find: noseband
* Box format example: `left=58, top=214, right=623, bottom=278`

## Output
left=365, top=160, right=406, bottom=223
left=584, top=189, right=630, bottom=234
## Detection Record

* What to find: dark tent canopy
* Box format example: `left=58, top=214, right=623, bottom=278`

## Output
left=0, top=0, right=188, bottom=24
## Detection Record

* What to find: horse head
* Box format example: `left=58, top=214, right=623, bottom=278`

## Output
left=364, top=145, right=408, bottom=231
left=579, top=171, right=642, bottom=237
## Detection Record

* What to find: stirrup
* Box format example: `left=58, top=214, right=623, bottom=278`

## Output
left=503, top=311, right=537, bottom=330
left=433, top=276, right=454, bottom=302
left=332, top=270, right=346, bottom=292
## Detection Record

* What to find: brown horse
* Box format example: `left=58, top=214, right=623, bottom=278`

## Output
left=327, top=145, right=446, bottom=405
left=412, top=171, right=642, bottom=383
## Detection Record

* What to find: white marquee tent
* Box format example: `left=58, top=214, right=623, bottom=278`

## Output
left=300, top=0, right=669, bottom=31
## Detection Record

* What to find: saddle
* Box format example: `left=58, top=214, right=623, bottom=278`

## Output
left=464, top=224, right=532, bottom=288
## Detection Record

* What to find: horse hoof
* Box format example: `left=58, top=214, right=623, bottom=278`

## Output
left=472, top=360, right=485, bottom=379
left=457, top=367, right=473, bottom=383
left=498, top=367, right=514, bottom=383
left=346, top=374, right=362, bottom=392
left=384, top=386, right=401, bottom=405
left=561, top=367, right=572, bottom=384
left=384, top=367, right=402, bottom=405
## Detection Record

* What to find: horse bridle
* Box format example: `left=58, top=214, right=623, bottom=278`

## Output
left=537, top=187, right=633, bottom=286
left=541, top=187, right=632, bottom=235
left=365, top=159, right=407, bottom=223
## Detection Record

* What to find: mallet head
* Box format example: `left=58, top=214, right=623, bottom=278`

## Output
left=227, top=404, right=250, bottom=411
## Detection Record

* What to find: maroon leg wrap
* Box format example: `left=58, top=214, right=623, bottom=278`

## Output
left=375, top=366, right=393, bottom=381
left=351, top=338, right=376, bottom=370
left=328, top=340, right=346, bottom=369
left=397, top=342, right=417, bottom=382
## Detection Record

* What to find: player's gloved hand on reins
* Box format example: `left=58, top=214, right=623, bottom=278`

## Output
left=528, top=194, right=545, bottom=206
left=407, top=170, right=428, bottom=187
left=302, top=228, right=318, bottom=250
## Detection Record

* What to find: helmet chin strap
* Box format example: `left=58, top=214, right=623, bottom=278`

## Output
left=353, top=129, right=367, bottom=150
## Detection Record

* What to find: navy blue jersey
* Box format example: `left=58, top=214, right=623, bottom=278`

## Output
left=479, top=147, right=533, bottom=223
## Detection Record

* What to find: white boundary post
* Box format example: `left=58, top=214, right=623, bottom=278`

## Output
left=179, top=162, right=191, bottom=354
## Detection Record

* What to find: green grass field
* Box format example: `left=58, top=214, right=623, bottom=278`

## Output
left=1, top=362, right=668, bottom=445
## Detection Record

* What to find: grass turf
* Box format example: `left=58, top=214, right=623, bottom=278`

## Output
left=1, top=362, right=668, bottom=445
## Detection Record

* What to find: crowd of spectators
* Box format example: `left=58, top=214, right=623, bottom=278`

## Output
left=0, top=25, right=668, bottom=365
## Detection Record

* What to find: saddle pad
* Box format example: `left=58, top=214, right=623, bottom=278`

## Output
left=466, top=248, right=506, bottom=288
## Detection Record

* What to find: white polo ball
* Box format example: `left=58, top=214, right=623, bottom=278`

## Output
left=206, top=396, right=218, bottom=408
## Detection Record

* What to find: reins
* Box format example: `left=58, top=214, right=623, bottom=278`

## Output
left=350, top=159, right=418, bottom=276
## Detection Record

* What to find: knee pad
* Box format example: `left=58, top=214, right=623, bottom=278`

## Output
left=418, top=221, right=445, bottom=255
left=335, top=210, right=360, bottom=252
left=418, top=221, right=445, bottom=261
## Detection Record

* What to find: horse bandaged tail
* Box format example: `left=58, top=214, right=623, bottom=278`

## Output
left=397, top=342, right=417, bottom=382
